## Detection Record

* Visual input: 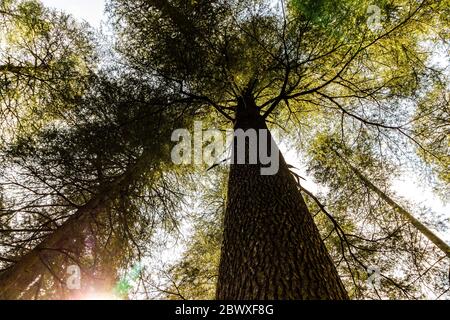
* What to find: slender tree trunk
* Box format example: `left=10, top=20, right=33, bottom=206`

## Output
left=336, top=152, right=450, bottom=258
left=0, top=151, right=154, bottom=299
left=216, top=95, right=348, bottom=300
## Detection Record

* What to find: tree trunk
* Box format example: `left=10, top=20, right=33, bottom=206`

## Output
left=0, top=151, right=154, bottom=299
left=336, top=152, right=450, bottom=258
left=216, top=95, right=348, bottom=300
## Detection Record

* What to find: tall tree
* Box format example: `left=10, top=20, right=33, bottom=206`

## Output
left=109, top=0, right=449, bottom=299
left=334, top=149, right=450, bottom=258
left=305, top=131, right=449, bottom=299
left=0, top=1, right=200, bottom=299
left=216, top=92, right=347, bottom=299
left=1, top=0, right=448, bottom=300
left=0, top=73, right=196, bottom=299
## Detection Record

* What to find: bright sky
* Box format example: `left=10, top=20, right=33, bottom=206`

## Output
left=282, top=146, right=450, bottom=243
left=38, top=0, right=449, bottom=245
left=40, top=0, right=106, bottom=28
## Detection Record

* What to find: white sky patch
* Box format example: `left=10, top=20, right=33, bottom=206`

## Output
left=40, top=0, right=106, bottom=28
left=280, top=141, right=324, bottom=195
left=0, top=31, right=6, bottom=52
left=392, top=176, right=450, bottom=242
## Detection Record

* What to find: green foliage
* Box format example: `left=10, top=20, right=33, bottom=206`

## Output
left=0, top=0, right=95, bottom=141
left=0, top=0, right=449, bottom=300
left=160, top=170, right=227, bottom=300
left=289, top=0, right=366, bottom=36
left=413, top=84, right=450, bottom=198
left=304, top=130, right=448, bottom=299
left=0, top=71, right=197, bottom=298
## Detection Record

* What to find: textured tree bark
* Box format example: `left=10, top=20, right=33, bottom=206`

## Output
left=216, top=95, right=348, bottom=300
left=0, top=151, right=154, bottom=299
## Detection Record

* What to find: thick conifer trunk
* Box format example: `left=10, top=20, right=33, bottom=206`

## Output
left=216, top=95, right=348, bottom=300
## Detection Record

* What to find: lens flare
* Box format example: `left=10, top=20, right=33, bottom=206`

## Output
left=80, top=291, right=120, bottom=300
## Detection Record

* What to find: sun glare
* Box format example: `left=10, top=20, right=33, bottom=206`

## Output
left=80, top=291, right=120, bottom=301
